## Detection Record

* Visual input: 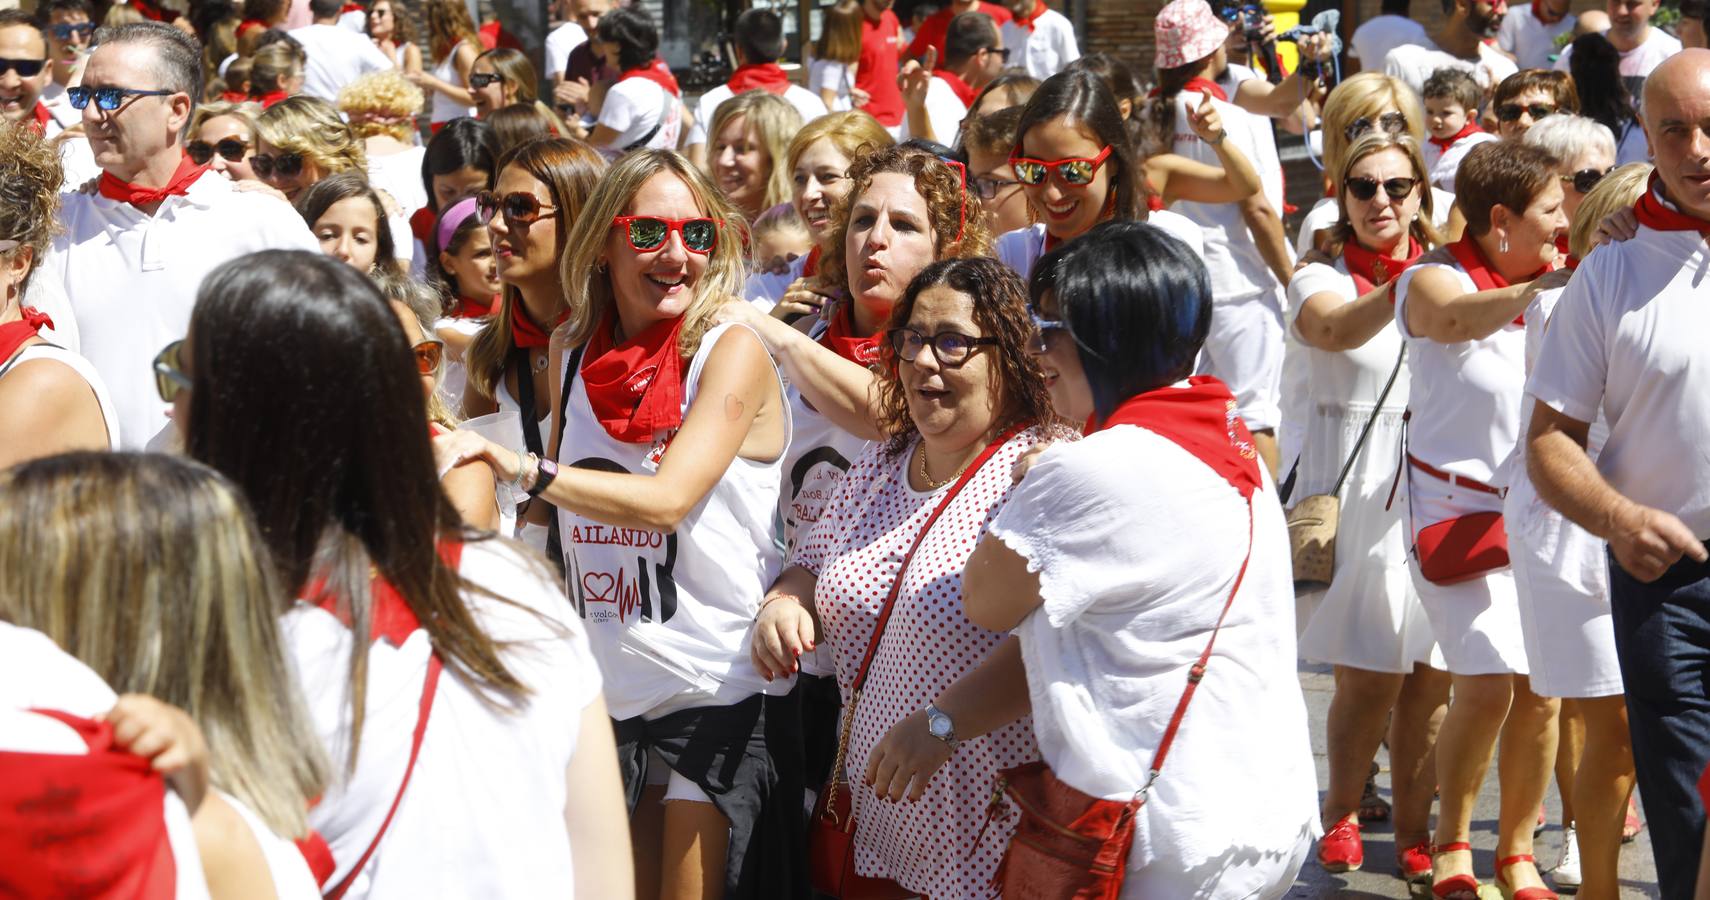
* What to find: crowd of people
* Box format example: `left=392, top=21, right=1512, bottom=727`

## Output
left=3, top=0, right=1710, bottom=897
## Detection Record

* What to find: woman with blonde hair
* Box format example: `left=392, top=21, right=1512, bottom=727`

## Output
left=0, top=451, right=329, bottom=899
left=365, top=0, right=421, bottom=72
left=340, top=70, right=430, bottom=214
left=437, top=148, right=803, bottom=899
left=706, top=90, right=802, bottom=221
left=1289, top=131, right=1451, bottom=881
left=411, top=0, right=481, bottom=130
left=255, top=95, right=367, bottom=203
left=809, top=0, right=862, bottom=111
left=468, top=48, right=569, bottom=136
left=190, top=101, right=265, bottom=183
left=248, top=40, right=304, bottom=107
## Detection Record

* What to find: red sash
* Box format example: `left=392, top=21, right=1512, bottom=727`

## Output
left=1428, top=121, right=1482, bottom=152
left=819, top=303, right=882, bottom=368
left=1013, top=0, right=1049, bottom=32
left=1445, top=236, right=1545, bottom=326
left=933, top=69, right=977, bottom=107
left=621, top=60, right=681, bottom=97
left=581, top=312, right=687, bottom=443
left=219, top=90, right=248, bottom=103
left=1342, top=235, right=1423, bottom=295
left=98, top=153, right=208, bottom=208
left=726, top=62, right=791, bottom=95
left=1085, top=375, right=1261, bottom=499
left=510, top=301, right=566, bottom=349
left=1147, top=76, right=1227, bottom=103
left=1633, top=173, right=1710, bottom=237
left=28, top=102, right=52, bottom=135
left=254, top=90, right=289, bottom=108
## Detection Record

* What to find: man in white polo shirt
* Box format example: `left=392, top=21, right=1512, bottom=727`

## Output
left=683, top=7, right=827, bottom=168
left=1526, top=49, right=1710, bottom=899
left=998, top=0, right=1077, bottom=79
left=288, top=0, right=393, bottom=102
left=36, top=22, right=318, bottom=448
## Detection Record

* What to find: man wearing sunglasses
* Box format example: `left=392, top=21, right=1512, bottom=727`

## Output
left=898, top=11, right=1004, bottom=144
left=0, top=12, right=54, bottom=135
left=286, top=0, right=394, bottom=102
left=36, top=22, right=317, bottom=449
left=1379, top=0, right=1518, bottom=98
left=35, top=0, right=93, bottom=129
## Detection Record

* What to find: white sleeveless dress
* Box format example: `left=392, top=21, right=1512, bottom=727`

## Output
left=5, top=343, right=123, bottom=449
left=428, top=41, right=476, bottom=124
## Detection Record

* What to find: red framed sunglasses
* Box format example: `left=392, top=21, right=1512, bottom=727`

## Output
left=610, top=216, right=721, bottom=254
left=1008, top=146, right=1114, bottom=186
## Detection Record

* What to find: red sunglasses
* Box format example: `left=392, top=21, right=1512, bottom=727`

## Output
left=610, top=216, right=721, bottom=254
left=1008, top=146, right=1114, bottom=187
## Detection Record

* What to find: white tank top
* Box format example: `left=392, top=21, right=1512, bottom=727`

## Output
left=429, top=41, right=476, bottom=123
left=221, top=791, right=320, bottom=900
left=557, top=322, right=792, bottom=720
left=4, top=343, right=122, bottom=449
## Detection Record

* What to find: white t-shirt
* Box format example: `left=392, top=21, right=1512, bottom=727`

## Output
left=1000, top=8, right=1080, bottom=81
left=1426, top=130, right=1500, bottom=193
left=1554, top=25, right=1681, bottom=99
left=366, top=146, right=429, bottom=223
left=1166, top=92, right=1285, bottom=300
left=1350, top=15, right=1431, bottom=67
left=282, top=539, right=602, bottom=899
left=996, top=215, right=1204, bottom=283
left=40, top=169, right=320, bottom=449
left=1293, top=189, right=1455, bottom=258
left=685, top=82, right=829, bottom=149
left=338, top=8, right=367, bottom=31
left=987, top=426, right=1319, bottom=892
left=596, top=77, right=682, bottom=155
left=288, top=23, right=394, bottom=103
left=897, top=74, right=967, bottom=145
left=543, top=22, right=587, bottom=79
left=1383, top=40, right=1518, bottom=98
left=1497, top=4, right=1576, bottom=69
left=807, top=58, right=857, bottom=111
left=740, top=250, right=807, bottom=309
left=1528, top=191, right=1710, bottom=538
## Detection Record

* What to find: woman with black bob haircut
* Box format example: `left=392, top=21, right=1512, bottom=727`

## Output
left=408, top=117, right=500, bottom=272
left=174, top=249, right=634, bottom=897
left=961, top=220, right=1320, bottom=897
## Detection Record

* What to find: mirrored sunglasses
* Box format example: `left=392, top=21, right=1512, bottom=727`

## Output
left=1027, top=311, right=1068, bottom=354
left=1009, top=146, right=1113, bottom=187
left=1344, top=111, right=1409, bottom=143
left=610, top=216, right=720, bottom=254
left=49, top=22, right=96, bottom=41
left=153, top=339, right=191, bottom=403
left=67, top=85, right=172, bottom=110
left=412, top=338, right=444, bottom=375
left=186, top=138, right=249, bottom=165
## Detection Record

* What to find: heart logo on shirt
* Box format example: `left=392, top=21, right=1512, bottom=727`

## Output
left=582, top=571, right=616, bottom=603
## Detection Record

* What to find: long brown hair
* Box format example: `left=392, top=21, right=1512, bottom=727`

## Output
left=423, top=0, right=478, bottom=62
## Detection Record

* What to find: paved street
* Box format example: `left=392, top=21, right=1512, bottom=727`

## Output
left=1287, top=662, right=1661, bottom=898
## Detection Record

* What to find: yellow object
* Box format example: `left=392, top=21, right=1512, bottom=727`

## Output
left=1264, top=0, right=1305, bottom=74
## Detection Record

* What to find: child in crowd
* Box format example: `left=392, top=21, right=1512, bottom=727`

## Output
left=1421, top=67, right=1498, bottom=192
left=749, top=203, right=814, bottom=282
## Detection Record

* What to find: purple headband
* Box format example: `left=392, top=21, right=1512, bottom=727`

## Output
left=436, top=196, right=483, bottom=252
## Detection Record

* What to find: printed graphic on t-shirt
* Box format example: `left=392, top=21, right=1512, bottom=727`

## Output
left=786, top=446, right=853, bottom=542
left=566, top=456, right=679, bottom=624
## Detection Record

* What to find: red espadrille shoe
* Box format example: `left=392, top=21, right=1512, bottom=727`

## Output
left=1496, top=853, right=1559, bottom=900
left=1396, top=840, right=1433, bottom=884
left=1318, top=815, right=1363, bottom=873
left=1431, top=842, right=1481, bottom=900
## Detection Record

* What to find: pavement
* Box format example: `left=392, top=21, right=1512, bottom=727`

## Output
left=1286, top=662, right=1661, bottom=898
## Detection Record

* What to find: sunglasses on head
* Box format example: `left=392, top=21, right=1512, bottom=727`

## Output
left=67, top=85, right=173, bottom=110
left=412, top=338, right=444, bottom=375
left=1344, top=175, right=1419, bottom=202
left=153, top=339, right=191, bottom=403
left=468, top=72, right=502, bottom=88
left=186, top=138, right=250, bottom=165
left=250, top=152, right=304, bottom=178
left=610, top=216, right=720, bottom=253
left=887, top=326, right=998, bottom=368
left=0, top=57, right=46, bottom=78
left=1344, top=111, right=1408, bottom=143
left=1009, top=145, right=1113, bottom=187
left=1561, top=166, right=1612, bottom=193
left=1496, top=102, right=1556, bottom=123
left=477, top=190, right=557, bottom=227
left=49, top=22, right=95, bottom=41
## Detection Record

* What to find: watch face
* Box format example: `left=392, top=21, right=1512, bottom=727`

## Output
left=929, top=714, right=951, bottom=738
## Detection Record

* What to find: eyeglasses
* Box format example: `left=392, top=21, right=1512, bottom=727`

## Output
left=412, top=338, right=444, bottom=375
left=611, top=216, right=719, bottom=253
left=1496, top=102, right=1556, bottom=123
left=153, top=339, right=191, bottom=403
left=67, top=85, right=173, bottom=110
left=0, top=57, right=46, bottom=78
left=477, top=190, right=558, bottom=228
left=887, top=327, right=998, bottom=368
left=49, top=22, right=95, bottom=41
left=1026, top=311, right=1067, bottom=354
left=1344, top=175, right=1419, bottom=202
left=186, top=138, right=249, bottom=165
left=970, top=173, right=1021, bottom=200
left=468, top=72, right=502, bottom=88
left=1009, top=146, right=1113, bottom=187
left=1343, top=111, right=1408, bottom=143
left=982, top=46, right=1010, bottom=62
left=1561, top=166, right=1612, bottom=193
left=250, top=152, right=304, bottom=178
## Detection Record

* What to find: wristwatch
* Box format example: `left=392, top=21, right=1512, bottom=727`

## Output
left=924, top=704, right=958, bottom=750
left=527, top=457, right=559, bottom=497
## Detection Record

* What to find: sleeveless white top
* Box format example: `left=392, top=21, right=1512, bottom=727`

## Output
left=221, top=791, right=319, bottom=899
left=557, top=322, right=792, bottom=720
left=429, top=41, right=476, bottom=124
left=5, top=343, right=123, bottom=449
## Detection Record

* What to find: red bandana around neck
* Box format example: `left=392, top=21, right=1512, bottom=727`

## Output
left=1531, top=0, right=1566, bottom=25
left=1343, top=235, right=1424, bottom=295
left=510, top=301, right=566, bottom=349
left=580, top=312, right=688, bottom=443
left=1085, top=375, right=1262, bottom=499
left=97, top=152, right=208, bottom=209
left=305, top=541, right=464, bottom=646
left=1633, top=172, right=1710, bottom=237
left=340, top=2, right=364, bottom=12
left=451, top=294, right=496, bottom=319
left=1428, top=120, right=1482, bottom=151
left=1446, top=236, right=1546, bottom=326
left=933, top=69, right=977, bottom=107
left=254, top=90, right=289, bottom=108
left=28, top=102, right=52, bottom=135
left=727, top=62, right=791, bottom=95
left=622, top=60, right=681, bottom=97
left=1148, top=76, right=1228, bottom=103
left=219, top=90, right=248, bottom=103
left=1014, top=0, right=1049, bottom=32
left=801, top=244, right=822, bottom=278
left=0, top=305, right=53, bottom=365
left=819, top=303, right=882, bottom=367
left=237, top=18, right=267, bottom=36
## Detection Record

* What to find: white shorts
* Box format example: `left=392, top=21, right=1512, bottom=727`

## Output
left=1405, top=470, right=1530, bottom=676
left=1196, top=288, right=1284, bottom=432
left=1506, top=475, right=1623, bottom=698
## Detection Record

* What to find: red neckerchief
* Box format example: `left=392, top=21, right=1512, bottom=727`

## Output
left=237, top=18, right=267, bottom=36
left=1343, top=235, right=1423, bottom=295
left=1147, top=77, right=1227, bottom=102
left=219, top=90, right=248, bottom=103
left=510, top=301, right=566, bottom=349
left=340, top=2, right=363, bottom=12
left=1555, top=233, right=1576, bottom=270
left=933, top=69, right=977, bottom=107
left=1446, top=236, right=1546, bottom=326
left=0, top=306, right=53, bottom=365
left=97, top=152, right=208, bottom=208
left=819, top=303, right=882, bottom=368
left=801, top=244, right=821, bottom=278
left=1633, top=172, right=1710, bottom=237
left=305, top=541, right=464, bottom=646
left=1531, top=0, right=1566, bottom=25
left=254, top=90, right=289, bottom=108
left=451, top=294, right=495, bottom=319
left=410, top=206, right=436, bottom=244
left=1014, top=0, right=1048, bottom=32
left=1428, top=120, right=1482, bottom=152
left=0, top=711, right=178, bottom=899
left=28, top=102, right=52, bottom=135
left=129, top=0, right=179, bottom=22
left=580, top=311, right=687, bottom=443
left=1085, top=375, right=1262, bottom=499
left=726, top=62, right=791, bottom=95
left=621, top=60, right=681, bottom=97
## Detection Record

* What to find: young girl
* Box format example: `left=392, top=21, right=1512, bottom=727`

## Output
left=295, top=171, right=403, bottom=277
left=429, top=195, right=499, bottom=406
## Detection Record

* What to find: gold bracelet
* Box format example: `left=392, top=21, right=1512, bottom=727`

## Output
left=755, top=593, right=797, bottom=619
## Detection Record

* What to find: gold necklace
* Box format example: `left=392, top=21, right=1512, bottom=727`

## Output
left=916, top=441, right=971, bottom=489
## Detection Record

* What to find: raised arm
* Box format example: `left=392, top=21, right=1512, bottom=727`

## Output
left=1293, top=281, right=1398, bottom=352
left=719, top=299, right=885, bottom=440
left=1402, top=265, right=1539, bottom=344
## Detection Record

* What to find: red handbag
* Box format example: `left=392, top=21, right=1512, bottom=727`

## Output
left=810, top=424, right=1029, bottom=899
left=986, top=497, right=1257, bottom=900
left=1414, top=511, right=1509, bottom=585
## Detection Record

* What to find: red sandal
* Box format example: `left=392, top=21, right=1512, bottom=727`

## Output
left=1431, top=842, right=1481, bottom=900
left=1495, top=853, right=1558, bottom=900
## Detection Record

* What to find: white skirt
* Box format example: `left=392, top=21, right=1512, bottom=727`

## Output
left=1505, top=471, right=1623, bottom=698
left=1406, top=470, right=1530, bottom=676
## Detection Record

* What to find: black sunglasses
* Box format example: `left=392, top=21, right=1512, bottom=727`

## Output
left=250, top=152, right=304, bottom=178
left=887, top=327, right=998, bottom=368
left=477, top=190, right=557, bottom=227
left=49, top=22, right=95, bottom=41
left=186, top=138, right=249, bottom=165
left=1344, top=175, right=1419, bottom=202
left=469, top=72, right=502, bottom=88
left=1561, top=166, right=1611, bottom=193
left=982, top=46, right=1010, bottom=63
left=67, top=85, right=173, bottom=110
left=1496, top=102, right=1556, bottom=123
left=0, top=57, right=46, bottom=77
left=1344, top=111, right=1408, bottom=143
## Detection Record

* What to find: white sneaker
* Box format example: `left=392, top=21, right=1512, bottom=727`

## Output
left=1552, top=825, right=1583, bottom=892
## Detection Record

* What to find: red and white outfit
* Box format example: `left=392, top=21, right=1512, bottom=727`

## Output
left=596, top=61, right=683, bottom=156
left=1424, top=123, right=1498, bottom=195
left=685, top=63, right=829, bottom=149
left=906, top=1, right=1012, bottom=59
left=0, top=307, right=122, bottom=449
left=1000, top=0, right=1080, bottom=79
left=1497, top=2, right=1576, bottom=70
left=282, top=540, right=602, bottom=898
left=791, top=424, right=1050, bottom=899
left=1393, top=243, right=1532, bottom=676
left=856, top=8, right=906, bottom=132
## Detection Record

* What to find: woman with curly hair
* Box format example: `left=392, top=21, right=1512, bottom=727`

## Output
left=340, top=70, right=430, bottom=214
left=411, top=0, right=481, bottom=129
